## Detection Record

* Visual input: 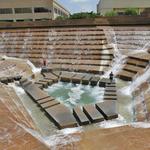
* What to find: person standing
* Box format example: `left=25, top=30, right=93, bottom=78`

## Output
left=109, top=72, right=114, bottom=82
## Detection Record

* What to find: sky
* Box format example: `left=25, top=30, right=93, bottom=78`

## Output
left=57, top=0, right=99, bottom=14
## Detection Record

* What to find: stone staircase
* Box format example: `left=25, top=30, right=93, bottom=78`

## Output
left=116, top=52, right=150, bottom=81
left=113, top=26, right=150, bottom=53
left=0, top=27, right=114, bottom=75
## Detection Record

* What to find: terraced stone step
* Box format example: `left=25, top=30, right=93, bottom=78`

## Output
left=104, top=91, right=117, bottom=96
left=106, top=83, right=116, bottom=87
left=45, top=55, right=113, bottom=60
left=116, top=70, right=135, bottom=81
left=105, top=87, right=116, bottom=92
left=123, top=64, right=145, bottom=73
left=39, top=79, right=53, bottom=85
left=3, top=44, right=112, bottom=50
left=35, top=81, right=48, bottom=88
left=90, top=76, right=100, bottom=86
left=127, top=58, right=148, bottom=67
left=72, top=74, right=86, bottom=84
left=50, top=59, right=111, bottom=66
left=40, top=100, right=60, bottom=109
left=23, top=83, right=50, bottom=101
left=104, top=95, right=117, bottom=100
left=1, top=48, right=114, bottom=55
left=83, top=104, right=104, bottom=123
left=60, top=72, right=75, bottom=82
left=129, top=53, right=150, bottom=62
left=37, top=96, right=54, bottom=104
left=47, top=64, right=108, bottom=74
left=0, top=28, right=104, bottom=33
left=99, top=78, right=111, bottom=87
left=46, top=104, right=78, bottom=129
left=82, top=75, right=93, bottom=85
left=73, top=106, right=90, bottom=125
left=42, top=72, right=58, bottom=82
left=0, top=75, right=22, bottom=84
left=96, top=101, right=118, bottom=120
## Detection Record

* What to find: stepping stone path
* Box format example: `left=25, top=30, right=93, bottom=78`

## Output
left=73, top=106, right=90, bottom=125
left=21, top=71, right=118, bottom=129
left=46, top=104, right=78, bottom=129
left=83, top=104, right=104, bottom=123
left=96, top=101, right=118, bottom=120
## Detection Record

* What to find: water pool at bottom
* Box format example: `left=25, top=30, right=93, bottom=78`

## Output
left=44, top=82, right=105, bottom=108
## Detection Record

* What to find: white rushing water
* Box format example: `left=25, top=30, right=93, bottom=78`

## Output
left=27, top=60, right=41, bottom=74
left=103, top=28, right=127, bottom=77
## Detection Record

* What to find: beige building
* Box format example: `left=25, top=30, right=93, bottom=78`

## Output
left=97, top=0, right=150, bottom=15
left=0, top=0, right=70, bottom=22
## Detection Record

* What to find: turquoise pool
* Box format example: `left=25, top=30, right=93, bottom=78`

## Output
left=45, top=82, right=105, bottom=108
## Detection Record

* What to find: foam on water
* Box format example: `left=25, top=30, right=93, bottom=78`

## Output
left=46, top=82, right=105, bottom=107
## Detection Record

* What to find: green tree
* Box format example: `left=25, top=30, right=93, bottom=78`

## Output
left=125, top=8, right=138, bottom=16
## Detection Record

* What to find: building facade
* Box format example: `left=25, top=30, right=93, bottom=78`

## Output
left=0, top=0, right=70, bottom=22
left=97, top=0, right=150, bottom=15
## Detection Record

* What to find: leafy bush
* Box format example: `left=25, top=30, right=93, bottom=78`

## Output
left=105, top=11, right=117, bottom=17
left=56, top=16, right=68, bottom=20
left=125, top=8, right=138, bottom=16
left=56, top=12, right=101, bottom=20
left=69, top=12, right=100, bottom=19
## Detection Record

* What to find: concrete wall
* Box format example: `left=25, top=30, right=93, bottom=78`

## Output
left=97, top=0, right=150, bottom=15
left=0, top=16, right=149, bottom=29
left=0, top=0, right=69, bottom=21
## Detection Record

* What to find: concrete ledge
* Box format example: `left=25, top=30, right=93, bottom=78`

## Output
left=0, top=16, right=149, bottom=29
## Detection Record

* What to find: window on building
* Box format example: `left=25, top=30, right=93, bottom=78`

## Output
left=35, top=18, right=50, bottom=21
left=34, top=7, right=51, bottom=13
left=54, top=8, right=58, bottom=14
left=16, top=19, right=33, bottom=22
left=0, top=8, right=12, bottom=14
left=0, top=20, right=14, bottom=22
left=15, top=8, right=32, bottom=14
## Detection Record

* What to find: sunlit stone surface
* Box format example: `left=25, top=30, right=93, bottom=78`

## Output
left=0, top=25, right=150, bottom=149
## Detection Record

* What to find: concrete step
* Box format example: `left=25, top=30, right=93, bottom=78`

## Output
left=82, top=75, right=93, bottom=85
left=116, top=70, right=135, bottom=81
left=72, top=74, right=86, bottom=84
left=104, top=95, right=117, bottom=100
left=73, top=106, right=90, bottom=125
left=40, top=100, right=60, bottom=109
left=46, top=104, right=78, bottom=129
left=24, top=84, right=50, bottom=101
left=90, top=76, right=100, bottom=86
left=83, top=104, right=104, bottom=123
left=96, top=101, right=118, bottom=120
left=37, top=97, right=55, bottom=105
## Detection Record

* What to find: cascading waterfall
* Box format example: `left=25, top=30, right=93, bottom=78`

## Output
left=47, top=29, right=58, bottom=66
left=103, top=28, right=127, bottom=77
left=0, top=32, right=6, bottom=55
left=21, top=29, right=32, bottom=58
